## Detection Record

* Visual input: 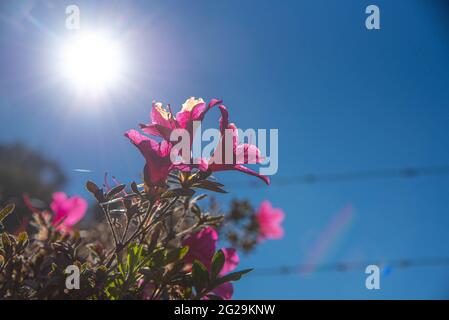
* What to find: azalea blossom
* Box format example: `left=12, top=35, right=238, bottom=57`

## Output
left=255, top=201, right=285, bottom=241
left=200, top=105, right=269, bottom=184
left=206, top=121, right=270, bottom=185
left=126, top=97, right=270, bottom=191
left=182, top=227, right=218, bottom=270
left=125, top=129, right=188, bottom=189
left=175, top=102, right=269, bottom=184
left=182, top=227, right=239, bottom=299
left=140, top=98, right=222, bottom=141
left=50, top=192, right=87, bottom=231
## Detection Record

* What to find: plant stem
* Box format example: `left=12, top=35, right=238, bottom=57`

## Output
left=100, top=204, right=119, bottom=247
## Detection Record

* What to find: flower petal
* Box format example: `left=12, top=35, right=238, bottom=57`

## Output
left=220, top=248, right=239, bottom=275
left=140, top=123, right=173, bottom=141
left=235, top=143, right=265, bottom=164
left=256, top=201, right=285, bottom=241
left=182, top=227, right=218, bottom=269
left=211, top=282, right=233, bottom=300
left=219, top=105, right=229, bottom=135
left=50, top=192, right=87, bottom=230
left=151, top=101, right=174, bottom=128
left=208, top=98, right=222, bottom=109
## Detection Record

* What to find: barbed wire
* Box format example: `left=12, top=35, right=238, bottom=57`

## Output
left=224, top=164, right=449, bottom=188
left=223, top=166, right=449, bottom=276
left=252, top=257, right=449, bottom=276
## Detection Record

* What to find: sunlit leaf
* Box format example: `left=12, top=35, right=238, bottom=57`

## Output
left=0, top=203, right=15, bottom=223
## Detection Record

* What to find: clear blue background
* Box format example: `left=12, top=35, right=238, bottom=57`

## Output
left=1, top=0, right=449, bottom=299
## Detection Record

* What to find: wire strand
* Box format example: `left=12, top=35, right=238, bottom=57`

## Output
left=252, top=257, right=449, bottom=276
left=224, top=164, right=449, bottom=188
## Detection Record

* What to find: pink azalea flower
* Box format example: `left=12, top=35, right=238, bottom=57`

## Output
left=50, top=192, right=87, bottom=231
left=140, top=98, right=222, bottom=140
left=210, top=281, right=233, bottom=300
left=205, top=105, right=270, bottom=185
left=182, top=227, right=239, bottom=300
left=220, top=247, right=240, bottom=275
left=139, top=102, right=178, bottom=141
left=128, top=97, right=269, bottom=188
left=182, top=227, right=218, bottom=269
left=176, top=97, right=208, bottom=129
left=125, top=129, right=185, bottom=188
left=255, top=201, right=285, bottom=241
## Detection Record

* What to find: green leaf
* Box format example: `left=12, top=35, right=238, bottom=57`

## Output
left=191, top=180, right=227, bottom=193
left=210, top=250, right=225, bottom=280
left=1, top=233, right=11, bottom=248
left=0, top=203, right=15, bottom=223
left=17, top=231, right=29, bottom=249
left=161, top=188, right=195, bottom=198
left=130, top=181, right=141, bottom=195
left=151, top=248, right=166, bottom=268
left=178, top=246, right=189, bottom=260
left=18, top=231, right=27, bottom=243
left=190, top=204, right=202, bottom=219
left=147, top=224, right=162, bottom=255
left=191, top=194, right=208, bottom=203
left=192, top=260, right=209, bottom=294
left=165, top=246, right=189, bottom=265
left=86, top=181, right=106, bottom=202
left=214, top=268, right=253, bottom=287
left=86, top=181, right=99, bottom=194
left=203, top=215, right=225, bottom=226
left=106, top=184, right=126, bottom=200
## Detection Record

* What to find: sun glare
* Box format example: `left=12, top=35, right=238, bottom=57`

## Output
left=60, top=32, right=124, bottom=94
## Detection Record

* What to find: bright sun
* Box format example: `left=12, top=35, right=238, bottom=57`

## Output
left=60, top=32, right=124, bottom=94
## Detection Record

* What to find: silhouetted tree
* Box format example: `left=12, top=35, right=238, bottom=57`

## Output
left=0, top=143, right=66, bottom=231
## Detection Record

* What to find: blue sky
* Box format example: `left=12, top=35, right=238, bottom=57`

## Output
left=1, top=0, right=449, bottom=299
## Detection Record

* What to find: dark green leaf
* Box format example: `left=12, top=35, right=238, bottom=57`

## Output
left=86, top=181, right=106, bottom=202
left=161, top=188, right=195, bottom=198
left=130, top=181, right=141, bottom=195
left=106, top=184, right=126, bottom=200
left=86, top=181, right=99, bottom=194
left=151, top=248, right=166, bottom=267
left=191, top=204, right=202, bottom=219
left=147, top=224, right=162, bottom=255
left=192, top=260, right=209, bottom=294
left=191, top=180, right=227, bottom=193
left=165, top=246, right=189, bottom=265
left=215, top=268, right=253, bottom=287
left=210, top=250, right=225, bottom=280
left=203, top=215, right=225, bottom=226
left=191, top=194, right=207, bottom=203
